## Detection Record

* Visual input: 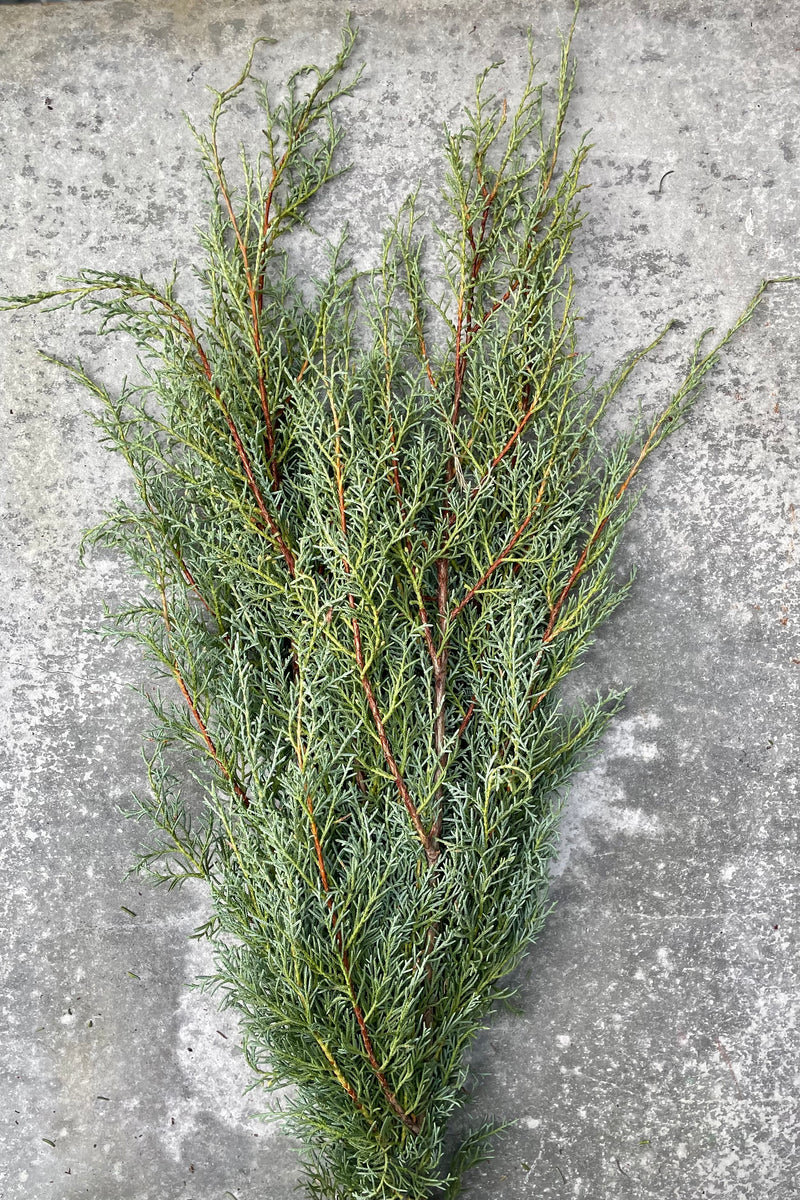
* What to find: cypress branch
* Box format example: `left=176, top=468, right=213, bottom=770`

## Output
left=2, top=13, right=793, bottom=1200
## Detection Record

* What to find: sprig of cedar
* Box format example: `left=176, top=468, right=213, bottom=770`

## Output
left=2, top=15, right=790, bottom=1200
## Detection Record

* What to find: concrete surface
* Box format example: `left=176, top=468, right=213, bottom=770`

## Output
left=0, top=2, right=798, bottom=1198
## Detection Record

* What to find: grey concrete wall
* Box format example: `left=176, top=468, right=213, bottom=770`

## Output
left=1, top=2, right=797, bottom=1198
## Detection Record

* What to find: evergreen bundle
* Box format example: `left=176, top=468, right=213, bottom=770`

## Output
left=3, top=16, right=786, bottom=1200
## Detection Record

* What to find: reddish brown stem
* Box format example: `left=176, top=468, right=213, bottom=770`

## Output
left=451, top=295, right=467, bottom=428
left=542, top=424, right=659, bottom=644
left=429, top=558, right=450, bottom=849
left=175, top=556, right=215, bottom=619
left=542, top=546, right=590, bottom=643
left=172, top=666, right=251, bottom=809
left=304, top=790, right=331, bottom=891
left=255, top=87, right=322, bottom=313
left=316, top=1037, right=369, bottom=1116
left=209, top=136, right=279, bottom=485
left=480, top=379, right=536, bottom=484
left=299, top=788, right=381, bottom=1123
left=323, top=399, right=428, bottom=1131
left=380, top=330, right=439, bottom=672
left=450, top=512, right=533, bottom=621
left=478, top=277, right=520, bottom=327
left=156, top=578, right=249, bottom=806
left=428, top=192, right=489, bottom=838
left=470, top=186, right=560, bottom=336
left=471, top=288, right=572, bottom=499
left=187, top=320, right=295, bottom=573
left=350, top=602, right=438, bottom=867
left=456, top=698, right=476, bottom=741
left=304, top=768, right=421, bottom=1131
left=345, top=958, right=422, bottom=1134
left=255, top=151, right=287, bottom=314
left=218, top=404, right=295, bottom=573
left=414, top=308, right=437, bottom=391
left=427, top=183, right=500, bottom=871
left=329, top=393, right=436, bottom=866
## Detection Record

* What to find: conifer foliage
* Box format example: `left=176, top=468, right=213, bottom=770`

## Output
left=3, top=16, right=781, bottom=1200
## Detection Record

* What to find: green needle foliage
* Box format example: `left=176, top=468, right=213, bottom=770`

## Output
left=2, top=15, right=786, bottom=1200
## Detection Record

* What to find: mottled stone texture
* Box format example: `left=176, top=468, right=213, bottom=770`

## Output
left=0, top=2, right=797, bottom=1198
